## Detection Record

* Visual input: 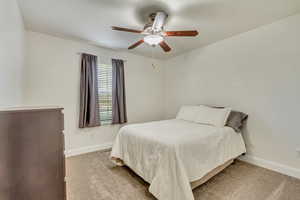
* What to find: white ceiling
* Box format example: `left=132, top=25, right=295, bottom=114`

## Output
left=17, top=0, right=300, bottom=59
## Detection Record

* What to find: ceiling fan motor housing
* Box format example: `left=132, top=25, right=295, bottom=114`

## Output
left=143, top=12, right=168, bottom=33
left=152, top=11, right=168, bottom=32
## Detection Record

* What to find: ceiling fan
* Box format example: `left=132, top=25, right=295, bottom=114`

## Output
left=112, top=11, right=199, bottom=52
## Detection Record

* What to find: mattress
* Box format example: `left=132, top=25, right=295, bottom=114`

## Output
left=110, top=119, right=246, bottom=200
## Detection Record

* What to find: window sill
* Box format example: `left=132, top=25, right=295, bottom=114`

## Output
left=101, top=121, right=112, bottom=126
left=100, top=121, right=128, bottom=127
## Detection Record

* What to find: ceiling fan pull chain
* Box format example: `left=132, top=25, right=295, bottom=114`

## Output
left=151, top=47, right=157, bottom=70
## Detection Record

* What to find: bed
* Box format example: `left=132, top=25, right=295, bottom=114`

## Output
left=110, top=118, right=246, bottom=200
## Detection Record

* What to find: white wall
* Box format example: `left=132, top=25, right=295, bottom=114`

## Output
left=0, top=0, right=25, bottom=106
left=24, top=31, right=165, bottom=153
left=165, top=14, right=300, bottom=170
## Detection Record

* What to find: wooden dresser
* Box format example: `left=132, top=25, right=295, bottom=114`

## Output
left=0, top=107, right=65, bottom=200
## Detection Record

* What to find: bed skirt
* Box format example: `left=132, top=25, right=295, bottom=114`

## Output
left=112, top=157, right=235, bottom=190
left=190, top=159, right=234, bottom=189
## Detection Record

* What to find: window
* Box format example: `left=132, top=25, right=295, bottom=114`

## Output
left=98, top=63, right=112, bottom=125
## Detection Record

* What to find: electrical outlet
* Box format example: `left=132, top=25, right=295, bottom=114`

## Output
left=296, top=148, right=300, bottom=157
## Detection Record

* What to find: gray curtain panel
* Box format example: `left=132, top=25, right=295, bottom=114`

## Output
left=79, top=53, right=101, bottom=128
left=112, top=59, right=127, bottom=124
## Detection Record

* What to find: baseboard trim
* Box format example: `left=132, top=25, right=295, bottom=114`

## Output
left=239, top=155, right=300, bottom=179
left=65, top=145, right=300, bottom=179
left=65, top=142, right=113, bottom=158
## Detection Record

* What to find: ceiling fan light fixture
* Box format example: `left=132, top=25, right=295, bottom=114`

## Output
left=144, top=34, right=163, bottom=46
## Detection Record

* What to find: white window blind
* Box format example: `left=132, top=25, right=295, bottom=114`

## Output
left=98, top=63, right=112, bottom=125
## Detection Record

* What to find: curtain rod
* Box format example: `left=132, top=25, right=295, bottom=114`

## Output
left=77, top=52, right=127, bottom=62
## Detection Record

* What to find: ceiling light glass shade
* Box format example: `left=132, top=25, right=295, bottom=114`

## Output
left=144, top=35, right=163, bottom=46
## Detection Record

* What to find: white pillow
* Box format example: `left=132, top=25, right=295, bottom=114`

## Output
left=176, top=105, right=199, bottom=122
left=194, top=105, right=231, bottom=127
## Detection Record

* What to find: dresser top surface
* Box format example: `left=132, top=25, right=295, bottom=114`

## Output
left=0, top=106, right=63, bottom=113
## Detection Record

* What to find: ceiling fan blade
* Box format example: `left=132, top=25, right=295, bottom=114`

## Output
left=112, top=26, right=142, bottom=34
left=165, top=30, right=199, bottom=37
left=159, top=41, right=171, bottom=52
left=128, top=40, right=144, bottom=49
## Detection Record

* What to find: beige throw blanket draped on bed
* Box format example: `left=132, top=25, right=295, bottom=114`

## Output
left=111, top=119, right=246, bottom=200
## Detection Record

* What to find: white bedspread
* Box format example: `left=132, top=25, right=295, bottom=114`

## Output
left=110, top=119, right=246, bottom=200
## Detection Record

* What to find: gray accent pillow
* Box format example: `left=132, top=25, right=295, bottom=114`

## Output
left=202, top=105, right=248, bottom=132
left=226, top=111, right=248, bottom=132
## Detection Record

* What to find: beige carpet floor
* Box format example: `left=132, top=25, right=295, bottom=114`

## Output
left=66, top=150, right=300, bottom=200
